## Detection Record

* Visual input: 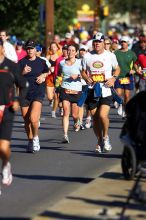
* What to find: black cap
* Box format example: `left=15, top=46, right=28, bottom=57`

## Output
left=17, top=40, right=23, bottom=46
left=0, top=39, right=3, bottom=46
left=62, top=44, right=68, bottom=50
left=25, top=40, right=36, bottom=49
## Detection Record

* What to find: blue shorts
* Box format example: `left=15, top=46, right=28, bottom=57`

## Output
left=114, top=76, right=134, bottom=90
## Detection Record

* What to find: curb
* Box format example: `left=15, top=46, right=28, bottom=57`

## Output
left=32, top=164, right=146, bottom=220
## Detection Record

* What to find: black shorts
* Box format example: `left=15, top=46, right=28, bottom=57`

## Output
left=55, top=86, right=61, bottom=94
left=20, top=97, right=44, bottom=107
left=85, top=89, right=113, bottom=110
left=60, top=88, right=81, bottom=103
left=0, top=107, right=14, bottom=141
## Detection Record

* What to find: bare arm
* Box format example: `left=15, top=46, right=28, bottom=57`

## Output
left=81, top=69, right=93, bottom=85
left=105, top=65, right=120, bottom=87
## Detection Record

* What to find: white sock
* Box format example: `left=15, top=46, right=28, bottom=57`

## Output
left=33, top=136, right=39, bottom=140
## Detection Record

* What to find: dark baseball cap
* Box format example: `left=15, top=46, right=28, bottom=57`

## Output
left=62, top=44, right=68, bottom=50
left=36, top=45, right=42, bottom=52
left=25, top=40, right=36, bottom=49
left=16, top=40, right=23, bottom=46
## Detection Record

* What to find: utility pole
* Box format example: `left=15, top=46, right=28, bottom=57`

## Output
left=94, top=0, right=101, bottom=31
left=45, top=0, right=54, bottom=48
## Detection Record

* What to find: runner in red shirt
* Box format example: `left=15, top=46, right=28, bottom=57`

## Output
left=15, top=40, right=27, bottom=61
left=135, top=51, right=146, bottom=91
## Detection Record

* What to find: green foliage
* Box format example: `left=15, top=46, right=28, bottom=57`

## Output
left=0, top=0, right=42, bottom=41
left=1, top=0, right=146, bottom=42
left=108, top=0, right=146, bottom=19
left=54, top=0, right=78, bottom=36
left=0, top=0, right=78, bottom=41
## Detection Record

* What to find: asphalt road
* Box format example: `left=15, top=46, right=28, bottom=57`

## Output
left=0, top=100, right=124, bottom=219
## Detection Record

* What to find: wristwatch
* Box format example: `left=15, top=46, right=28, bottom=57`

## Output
left=113, top=75, right=118, bottom=79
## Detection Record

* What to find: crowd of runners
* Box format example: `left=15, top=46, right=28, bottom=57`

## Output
left=0, top=27, right=146, bottom=187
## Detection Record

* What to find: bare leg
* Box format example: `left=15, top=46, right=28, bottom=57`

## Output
left=0, top=140, right=10, bottom=166
left=62, top=100, right=70, bottom=136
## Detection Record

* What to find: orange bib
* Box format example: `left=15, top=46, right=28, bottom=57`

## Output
left=119, top=77, right=130, bottom=85
left=91, top=73, right=105, bottom=83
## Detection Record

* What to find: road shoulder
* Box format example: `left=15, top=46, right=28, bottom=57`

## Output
left=33, top=164, right=146, bottom=220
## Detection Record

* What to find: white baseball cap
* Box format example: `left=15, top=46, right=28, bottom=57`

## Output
left=93, top=32, right=105, bottom=42
left=120, top=36, right=129, bottom=42
left=65, top=32, right=72, bottom=39
left=79, top=44, right=88, bottom=51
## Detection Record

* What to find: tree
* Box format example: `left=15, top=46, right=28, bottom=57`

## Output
left=108, top=0, right=146, bottom=20
left=54, top=0, right=78, bottom=36
left=0, top=0, right=78, bottom=42
left=0, top=0, right=42, bottom=41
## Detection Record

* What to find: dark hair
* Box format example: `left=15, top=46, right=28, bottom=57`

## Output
left=68, top=43, right=79, bottom=52
left=0, top=29, right=8, bottom=36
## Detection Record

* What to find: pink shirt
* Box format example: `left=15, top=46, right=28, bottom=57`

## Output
left=16, top=49, right=27, bottom=61
left=54, top=56, right=64, bottom=78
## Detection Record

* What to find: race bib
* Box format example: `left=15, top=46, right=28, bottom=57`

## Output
left=91, top=73, right=105, bottom=83
left=55, top=76, right=62, bottom=87
left=119, top=77, right=130, bottom=85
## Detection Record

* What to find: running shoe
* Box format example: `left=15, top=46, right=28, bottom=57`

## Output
left=85, top=117, right=91, bottom=129
left=95, top=144, right=102, bottom=153
left=122, top=110, right=127, bottom=119
left=114, top=101, right=119, bottom=109
left=32, top=136, right=40, bottom=152
left=80, top=123, right=85, bottom=130
left=2, top=162, right=13, bottom=186
left=60, top=108, right=64, bottom=116
left=26, top=140, right=33, bottom=153
left=51, top=111, right=56, bottom=118
left=49, top=100, right=53, bottom=107
left=62, top=135, right=69, bottom=144
left=74, top=120, right=80, bottom=132
left=103, top=136, right=112, bottom=153
left=117, top=104, right=123, bottom=116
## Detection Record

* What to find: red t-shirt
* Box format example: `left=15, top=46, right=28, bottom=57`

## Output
left=136, top=54, right=146, bottom=80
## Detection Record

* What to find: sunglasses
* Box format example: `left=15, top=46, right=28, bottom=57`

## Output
left=105, top=42, right=111, bottom=45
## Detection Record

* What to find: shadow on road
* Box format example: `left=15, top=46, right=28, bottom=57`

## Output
left=35, top=210, right=121, bottom=220
left=13, top=173, right=94, bottom=183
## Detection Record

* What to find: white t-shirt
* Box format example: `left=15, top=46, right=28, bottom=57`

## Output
left=82, top=50, right=119, bottom=97
left=4, top=41, right=18, bottom=63
left=86, top=39, right=93, bottom=51
left=40, top=56, right=51, bottom=68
